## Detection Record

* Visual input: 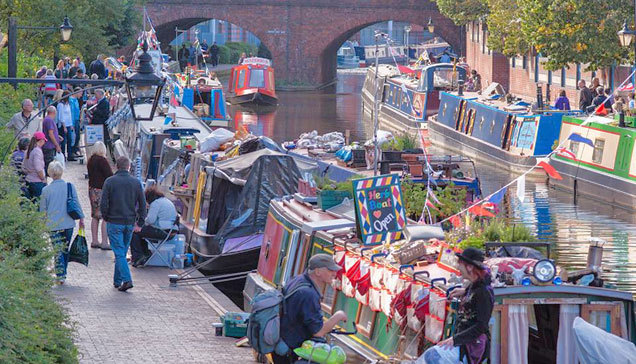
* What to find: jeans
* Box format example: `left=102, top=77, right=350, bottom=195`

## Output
left=73, top=119, right=81, bottom=153
left=64, top=127, right=75, bottom=157
left=130, top=225, right=169, bottom=262
left=50, top=228, right=74, bottom=278
left=107, top=223, right=134, bottom=285
left=27, top=181, right=46, bottom=200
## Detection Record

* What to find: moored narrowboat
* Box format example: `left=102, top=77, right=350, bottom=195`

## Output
left=549, top=114, right=636, bottom=210
left=228, top=57, right=278, bottom=106
left=173, top=70, right=230, bottom=127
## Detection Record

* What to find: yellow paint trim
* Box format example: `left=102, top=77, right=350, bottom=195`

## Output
left=192, top=171, right=207, bottom=229
left=267, top=212, right=292, bottom=233
left=332, top=323, right=389, bottom=360
left=313, top=242, right=333, bottom=254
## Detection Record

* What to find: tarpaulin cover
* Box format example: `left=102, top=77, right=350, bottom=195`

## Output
left=208, top=150, right=303, bottom=251
left=573, top=317, right=636, bottom=364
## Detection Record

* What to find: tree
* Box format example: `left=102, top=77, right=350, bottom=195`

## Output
left=433, top=0, right=489, bottom=26
left=517, top=0, right=630, bottom=70
left=485, top=0, right=530, bottom=57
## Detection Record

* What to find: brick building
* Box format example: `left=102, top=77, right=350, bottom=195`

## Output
left=466, top=21, right=635, bottom=108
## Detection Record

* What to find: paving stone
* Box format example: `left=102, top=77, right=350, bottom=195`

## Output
left=53, top=160, right=254, bottom=363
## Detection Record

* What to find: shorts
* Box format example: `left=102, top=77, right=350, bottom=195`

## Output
left=89, top=187, right=103, bottom=219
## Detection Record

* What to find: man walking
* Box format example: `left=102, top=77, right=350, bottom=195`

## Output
left=100, top=156, right=147, bottom=292
left=6, top=99, right=35, bottom=138
left=91, top=89, right=111, bottom=154
left=273, top=254, right=347, bottom=364
left=578, top=80, right=593, bottom=112
left=209, top=42, right=220, bottom=67
left=41, top=106, right=62, bottom=175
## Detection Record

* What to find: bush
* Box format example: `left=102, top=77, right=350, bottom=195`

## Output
left=0, top=127, right=78, bottom=363
left=402, top=180, right=466, bottom=223
left=218, top=42, right=258, bottom=64
left=449, top=217, right=537, bottom=251
left=0, top=52, right=45, bottom=124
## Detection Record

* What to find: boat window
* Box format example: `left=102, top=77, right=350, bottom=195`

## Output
left=320, top=281, right=337, bottom=314
left=592, top=138, right=605, bottom=164
left=569, top=140, right=580, bottom=156
left=197, top=176, right=213, bottom=230
left=237, top=69, right=246, bottom=89
left=433, top=69, right=456, bottom=89
left=355, top=304, right=376, bottom=339
left=249, top=69, right=266, bottom=88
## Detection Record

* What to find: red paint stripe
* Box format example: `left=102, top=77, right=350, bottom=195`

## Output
left=562, top=121, right=622, bottom=136
left=556, top=155, right=615, bottom=171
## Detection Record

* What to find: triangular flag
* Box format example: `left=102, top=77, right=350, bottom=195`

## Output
left=619, top=82, right=634, bottom=91
left=449, top=215, right=461, bottom=228
left=516, top=175, right=526, bottom=203
left=488, top=187, right=507, bottom=204
left=469, top=205, right=495, bottom=217
left=426, top=200, right=439, bottom=211
left=428, top=187, right=442, bottom=205
left=595, top=102, right=608, bottom=116
left=537, top=161, right=562, bottom=180
left=398, top=64, right=416, bottom=75
left=568, top=133, right=595, bottom=148
left=556, top=147, right=576, bottom=159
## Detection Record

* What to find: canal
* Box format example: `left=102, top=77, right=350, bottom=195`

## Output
left=225, top=72, right=636, bottom=296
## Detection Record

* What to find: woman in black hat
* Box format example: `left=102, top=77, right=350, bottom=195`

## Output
left=419, top=247, right=494, bottom=364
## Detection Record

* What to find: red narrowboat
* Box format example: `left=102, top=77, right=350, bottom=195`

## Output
left=227, top=57, right=278, bottom=106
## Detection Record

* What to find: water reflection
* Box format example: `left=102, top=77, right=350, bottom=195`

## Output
left=224, top=72, right=636, bottom=295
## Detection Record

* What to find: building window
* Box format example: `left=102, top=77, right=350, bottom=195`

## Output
left=592, top=139, right=605, bottom=164
left=523, top=55, right=528, bottom=69
left=570, top=140, right=580, bottom=156
left=355, top=304, right=377, bottom=339
left=511, top=58, right=516, bottom=68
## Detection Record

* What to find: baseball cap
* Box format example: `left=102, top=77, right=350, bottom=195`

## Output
left=33, top=131, right=47, bottom=141
left=307, top=254, right=341, bottom=271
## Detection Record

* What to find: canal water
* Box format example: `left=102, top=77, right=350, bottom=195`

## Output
left=226, top=72, right=636, bottom=296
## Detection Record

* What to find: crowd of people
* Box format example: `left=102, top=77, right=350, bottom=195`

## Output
left=177, top=39, right=221, bottom=71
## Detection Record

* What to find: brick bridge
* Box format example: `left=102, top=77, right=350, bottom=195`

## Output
left=145, top=0, right=461, bottom=87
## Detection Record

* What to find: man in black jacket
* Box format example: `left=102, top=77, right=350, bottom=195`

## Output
left=419, top=247, right=494, bottom=364
left=89, top=55, right=107, bottom=79
left=91, top=89, right=111, bottom=154
left=578, top=80, right=593, bottom=112
left=100, top=156, right=147, bottom=292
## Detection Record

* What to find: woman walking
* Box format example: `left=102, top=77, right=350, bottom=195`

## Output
left=40, top=161, right=85, bottom=284
left=87, top=141, right=113, bottom=249
left=22, top=132, right=48, bottom=200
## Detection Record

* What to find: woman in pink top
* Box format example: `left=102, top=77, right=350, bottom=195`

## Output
left=22, top=131, right=48, bottom=200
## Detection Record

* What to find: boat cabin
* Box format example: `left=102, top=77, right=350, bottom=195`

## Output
left=228, top=57, right=277, bottom=106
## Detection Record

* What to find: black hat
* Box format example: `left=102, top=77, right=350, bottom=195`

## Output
left=456, top=247, right=485, bottom=269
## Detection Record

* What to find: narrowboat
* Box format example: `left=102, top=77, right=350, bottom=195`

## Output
left=172, top=70, right=230, bottom=127
left=428, top=91, right=579, bottom=175
left=361, top=63, right=466, bottom=135
left=227, top=57, right=278, bottom=106
left=244, top=193, right=636, bottom=363
left=549, top=115, right=636, bottom=211
left=356, top=44, right=408, bottom=67
left=338, top=41, right=361, bottom=69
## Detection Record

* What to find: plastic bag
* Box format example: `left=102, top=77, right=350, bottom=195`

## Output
left=54, top=152, right=66, bottom=169
left=200, top=128, right=235, bottom=153
left=68, top=228, right=88, bottom=266
left=294, top=340, right=346, bottom=364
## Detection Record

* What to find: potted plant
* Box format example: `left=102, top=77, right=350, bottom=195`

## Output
left=395, top=132, right=424, bottom=176
left=314, top=175, right=355, bottom=210
left=380, top=139, right=403, bottom=162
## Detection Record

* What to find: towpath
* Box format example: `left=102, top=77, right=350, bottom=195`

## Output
left=53, top=159, right=254, bottom=363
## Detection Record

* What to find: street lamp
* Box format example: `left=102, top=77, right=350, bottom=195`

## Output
left=617, top=15, right=636, bottom=128
left=404, top=25, right=412, bottom=61
left=125, top=41, right=166, bottom=121
left=7, top=16, right=73, bottom=79
left=427, top=17, right=435, bottom=34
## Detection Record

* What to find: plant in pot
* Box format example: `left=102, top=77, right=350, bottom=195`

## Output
left=396, top=132, right=425, bottom=177
left=380, top=138, right=403, bottom=162
left=314, top=175, right=355, bottom=210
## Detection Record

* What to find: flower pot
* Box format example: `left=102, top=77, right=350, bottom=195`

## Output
left=402, top=154, right=425, bottom=178
left=381, top=150, right=403, bottom=162
left=317, top=189, right=352, bottom=210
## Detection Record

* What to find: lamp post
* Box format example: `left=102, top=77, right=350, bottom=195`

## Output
left=125, top=41, right=166, bottom=121
left=427, top=17, right=435, bottom=34
left=373, top=30, right=388, bottom=176
left=617, top=3, right=636, bottom=127
left=7, top=16, right=73, bottom=79
left=404, top=25, right=411, bottom=61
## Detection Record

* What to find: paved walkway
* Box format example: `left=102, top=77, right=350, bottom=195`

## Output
left=53, top=160, right=254, bottom=363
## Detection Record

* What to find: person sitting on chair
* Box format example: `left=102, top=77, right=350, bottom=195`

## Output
left=130, top=185, right=179, bottom=267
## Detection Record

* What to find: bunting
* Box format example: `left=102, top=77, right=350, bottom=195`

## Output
left=568, top=133, right=595, bottom=148
left=468, top=205, right=495, bottom=218
left=398, top=64, right=416, bottom=75
left=516, top=175, right=526, bottom=203
left=556, top=147, right=576, bottom=159
left=537, top=161, right=562, bottom=180
left=449, top=215, right=461, bottom=228
left=488, top=187, right=507, bottom=204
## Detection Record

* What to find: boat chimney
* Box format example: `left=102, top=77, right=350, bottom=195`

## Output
left=536, top=84, right=544, bottom=109
left=545, top=84, right=551, bottom=104
left=458, top=79, right=464, bottom=96
left=586, top=237, right=605, bottom=273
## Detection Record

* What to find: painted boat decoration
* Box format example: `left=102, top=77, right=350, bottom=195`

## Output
left=173, top=70, right=230, bottom=127
left=361, top=63, right=466, bottom=135
left=227, top=57, right=278, bottom=106
left=549, top=115, right=636, bottom=210
left=429, top=91, right=579, bottom=175
left=244, top=193, right=636, bottom=363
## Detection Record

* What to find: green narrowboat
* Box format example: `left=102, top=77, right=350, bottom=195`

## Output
left=244, top=196, right=635, bottom=363
left=550, top=115, right=636, bottom=211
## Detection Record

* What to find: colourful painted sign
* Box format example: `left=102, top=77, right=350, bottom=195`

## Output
left=353, top=174, right=407, bottom=245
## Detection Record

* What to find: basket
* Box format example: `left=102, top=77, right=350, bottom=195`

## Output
left=223, top=312, right=250, bottom=338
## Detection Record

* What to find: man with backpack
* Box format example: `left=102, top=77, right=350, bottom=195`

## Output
left=249, top=254, right=347, bottom=364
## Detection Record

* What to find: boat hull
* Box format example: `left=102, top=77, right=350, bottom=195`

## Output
left=228, top=91, right=278, bottom=106
left=428, top=117, right=543, bottom=176
left=548, top=158, right=636, bottom=211
left=361, top=85, right=424, bottom=135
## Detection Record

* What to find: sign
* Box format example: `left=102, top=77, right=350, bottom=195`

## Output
left=242, top=57, right=272, bottom=66
left=353, top=174, right=407, bottom=245
left=85, top=125, right=104, bottom=145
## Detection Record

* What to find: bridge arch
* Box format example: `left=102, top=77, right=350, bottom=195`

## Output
left=145, top=1, right=461, bottom=87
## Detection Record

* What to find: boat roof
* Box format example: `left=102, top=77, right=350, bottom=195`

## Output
left=135, top=103, right=212, bottom=141
left=494, top=285, right=634, bottom=301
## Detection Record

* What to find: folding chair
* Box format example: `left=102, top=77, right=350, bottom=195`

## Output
left=143, top=215, right=180, bottom=269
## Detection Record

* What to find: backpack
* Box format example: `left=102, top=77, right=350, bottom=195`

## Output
left=247, top=282, right=311, bottom=355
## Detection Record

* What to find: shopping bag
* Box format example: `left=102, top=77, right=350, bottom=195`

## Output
left=68, top=228, right=89, bottom=266
left=54, top=152, right=66, bottom=169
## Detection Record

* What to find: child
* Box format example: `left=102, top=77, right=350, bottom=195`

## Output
left=11, top=137, right=30, bottom=195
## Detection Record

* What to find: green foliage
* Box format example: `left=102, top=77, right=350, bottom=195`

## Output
left=0, top=52, right=43, bottom=124
left=0, top=0, right=141, bottom=61
left=402, top=180, right=467, bottom=222
left=485, top=0, right=530, bottom=57
left=218, top=42, right=258, bottom=64
left=395, top=132, right=418, bottom=151
left=313, top=174, right=361, bottom=196
left=448, top=218, right=537, bottom=250
left=380, top=139, right=400, bottom=151
left=0, top=128, right=77, bottom=362
left=433, top=0, right=489, bottom=25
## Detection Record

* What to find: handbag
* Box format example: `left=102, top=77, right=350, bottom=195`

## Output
left=66, top=183, right=82, bottom=220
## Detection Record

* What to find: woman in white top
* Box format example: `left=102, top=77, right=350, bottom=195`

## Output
left=57, top=90, right=74, bottom=159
